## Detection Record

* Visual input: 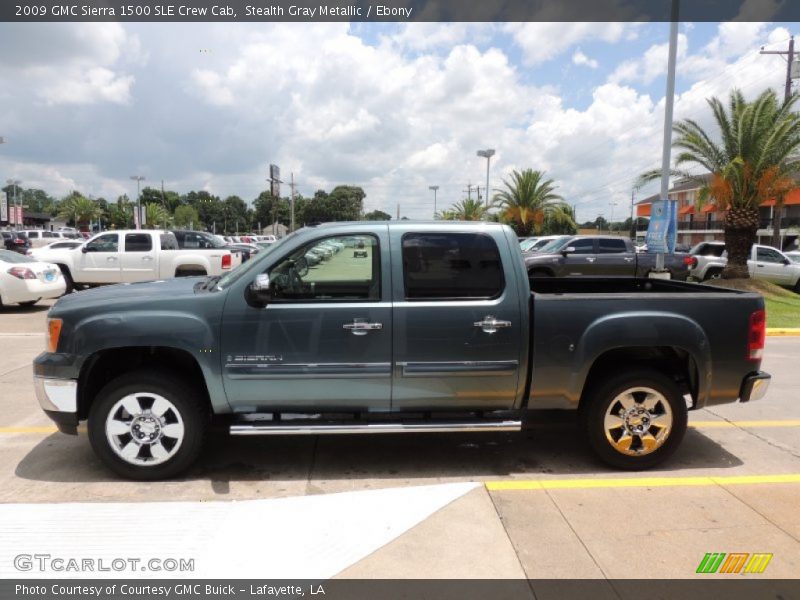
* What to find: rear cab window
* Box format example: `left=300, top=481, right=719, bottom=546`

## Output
left=598, top=238, right=628, bottom=253
left=401, top=232, right=504, bottom=300
left=124, top=233, right=153, bottom=252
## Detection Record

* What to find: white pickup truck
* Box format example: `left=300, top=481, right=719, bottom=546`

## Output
left=40, top=230, right=240, bottom=292
left=690, top=243, right=800, bottom=291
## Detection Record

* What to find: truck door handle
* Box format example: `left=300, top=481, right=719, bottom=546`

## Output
left=142, top=256, right=153, bottom=262
left=585, top=257, right=595, bottom=262
left=107, top=256, right=117, bottom=261
left=343, top=320, right=383, bottom=336
left=474, top=316, right=512, bottom=334
left=624, top=257, right=634, bottom=262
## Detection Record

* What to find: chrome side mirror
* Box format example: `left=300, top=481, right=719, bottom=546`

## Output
left=246, top=273, right=272, bottom=307
left=562, top=246, right=576, bottom=256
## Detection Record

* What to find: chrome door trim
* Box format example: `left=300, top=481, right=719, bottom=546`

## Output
left=398, top=360, right=518, bottom=377
left=225, top=362, right=391, bottom=379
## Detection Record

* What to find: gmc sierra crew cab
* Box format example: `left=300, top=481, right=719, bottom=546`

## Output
left=33, top=222, right=771, bottom=479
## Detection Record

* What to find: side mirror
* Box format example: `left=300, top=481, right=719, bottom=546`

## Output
left=81, top=246, right=88, bottom=253
left=562, top=246, right=576, bottom=256
left=784, top=258, right=791, bottom=266
left=246, top=273, right=272, bottom=307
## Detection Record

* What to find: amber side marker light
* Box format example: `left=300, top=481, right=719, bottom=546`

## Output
left=46, top=318, right=63, bottom=353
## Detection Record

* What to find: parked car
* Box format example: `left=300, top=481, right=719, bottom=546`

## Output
left=688, top=241, right=727, bottom=280
left=690, top=244, right=800, bottom=291
left=39, top=230, right=241, bottom=292
left=227, top=243, right=260, bottom=262
left=520, top=235, right=563, bottom=253
left=0, top=249, right=65, bottom=307
left=34, top=222, right=769, bottom=479
left=1, top=231, right=31, bottom=253
left=525, top=235, right=694, bottom=280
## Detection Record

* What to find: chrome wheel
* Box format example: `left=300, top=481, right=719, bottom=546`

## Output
left=603, top=387, right=673, bottom=456
left=105, top=392, right=185, bottom=466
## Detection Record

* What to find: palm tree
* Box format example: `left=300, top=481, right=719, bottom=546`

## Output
left=57, top=194, right=101, bottom=228
left=493, top=169, right=574, bottom=236
left=638, top=89, right=800, bottom=278
left=145, top=203, right=170, bottom=229
left=441, top=198, right=490, bottom=221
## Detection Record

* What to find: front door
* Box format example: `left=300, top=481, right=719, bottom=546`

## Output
left=391, top=229, right=523, bottom=411
left=77, top=233, right=121, bottom=284
left=750, top=246, right=791, bottom=284
left=220, top=230, right=392, bottom=412
left=595, top=237, right=636, bottom=276
left=560, top=237, right=598, bottom=276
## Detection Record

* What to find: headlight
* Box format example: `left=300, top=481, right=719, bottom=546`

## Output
left=46, top=318, right=63, bottom=353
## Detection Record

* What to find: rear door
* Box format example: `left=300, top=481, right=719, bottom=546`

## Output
left=390, top=228, right=523, bottom=411
left=120, top=232, right=158, bottom=282
left=595, top=238, right=635, bottom=276
left=76, top=233, right=121, bottom=283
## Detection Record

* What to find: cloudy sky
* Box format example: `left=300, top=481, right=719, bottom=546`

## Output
left=0, top=20, right=797, bottom=221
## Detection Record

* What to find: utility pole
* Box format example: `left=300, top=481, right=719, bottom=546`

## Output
left=130, top=175, right=145, bottom=229
left=609, top=201, right=618, bottom=233
left=396, top=203, right=400, bottom=220
left=289, top=172, right=297, bottom=232
left=428, top=185, right=439, bottom=219
left=629, top=190, right=636, bottom=240
left=464, top=183, right=474, bottom=201
left=760, top=35, right=797, bottom=248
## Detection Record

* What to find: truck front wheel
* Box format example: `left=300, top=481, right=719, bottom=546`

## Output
left=88, top=370, right=208, bottom=480
left=581, top=368, right=687, bottom=470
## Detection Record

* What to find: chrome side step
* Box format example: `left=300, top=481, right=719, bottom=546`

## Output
left=229, top=420, right=522, bottom=436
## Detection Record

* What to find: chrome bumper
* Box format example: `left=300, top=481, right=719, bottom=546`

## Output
left=33, top=376, right=78, bottom=413
left=740, top=372, right=771, bottom=403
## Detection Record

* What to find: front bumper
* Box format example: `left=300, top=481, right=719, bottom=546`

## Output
left=33, top=376, right=79, bottom=434
left=740, top=371, right=771, bottom=403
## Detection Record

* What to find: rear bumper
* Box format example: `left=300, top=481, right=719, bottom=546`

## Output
left=34, top=376, right=79, bottom=434
left=740, top=371, right=771, bottom=403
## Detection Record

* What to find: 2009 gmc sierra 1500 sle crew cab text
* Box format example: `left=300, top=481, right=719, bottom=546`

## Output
left=33, top=222, right=771, bottom=480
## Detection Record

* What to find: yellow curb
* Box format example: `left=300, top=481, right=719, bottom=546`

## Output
left=766, top=328, right=800, bottom=336
left=485, top=473, right=800, bottom=491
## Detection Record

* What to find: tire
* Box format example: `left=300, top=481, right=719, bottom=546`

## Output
left=580, top=367, right=688, bottom=470
left=58, top=266, right=75, bottom=294
left=704, top=269, right=722, bottom=281
left=88, top=369, right=208, bottom=480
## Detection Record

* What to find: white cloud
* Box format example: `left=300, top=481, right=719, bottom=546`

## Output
left=610, top=33, right=689, bottom=85
left=572, top=49, right=599, bottom=69
left=505, top=22, right=635, bottom=66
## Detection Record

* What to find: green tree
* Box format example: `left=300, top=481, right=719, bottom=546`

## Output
left=638, top=89, right=800, bottom=278
left=107, top=195, right=134, bottom=229
left=493, top=169, right=574, bottom=236
left=173, top=205, right=201, bottom=229
left=145, top=203, right=170, bottom=229
left=364, top=209, right=391, bottom=221
left=57, top=193, right=101, bottom=228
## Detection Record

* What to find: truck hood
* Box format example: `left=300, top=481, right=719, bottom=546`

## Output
left=52, top=277, right=205, bottom=311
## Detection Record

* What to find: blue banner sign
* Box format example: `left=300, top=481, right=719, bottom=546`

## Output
left=646, top=199, right=677, bottom=253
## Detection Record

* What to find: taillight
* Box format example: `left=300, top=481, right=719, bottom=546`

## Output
left=7, top=266, right=36, bottom=279
left=14, top=238, right=25, bottom=245
left=747, top=309, right=766, bottom=361
left=221, top=254, right=232, bottom=269
left=683, top=256, right=697, bottom=268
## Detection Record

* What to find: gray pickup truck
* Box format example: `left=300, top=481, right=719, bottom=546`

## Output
left=525, top=235, right=695, bottom=279
left=34, top=222, right=770, bottom=480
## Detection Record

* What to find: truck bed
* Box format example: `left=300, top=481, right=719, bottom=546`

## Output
left=527, top=277, right=764, bottom=410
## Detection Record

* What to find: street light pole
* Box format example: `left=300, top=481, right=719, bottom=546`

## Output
left=476, top=149, right=495, bottom=210
left=428, top=185, right=439, bottom=219
left=609, top=201, right=618, bottom=233
left=130, top=175, right=145, bottom=230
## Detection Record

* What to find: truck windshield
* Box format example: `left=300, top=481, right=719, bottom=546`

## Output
left=538, top=236, right=572, bottom=253
left=216, top=232, right=298, bottom=290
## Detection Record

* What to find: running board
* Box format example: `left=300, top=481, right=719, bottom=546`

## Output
left=229, top=420, right=522, bottom=436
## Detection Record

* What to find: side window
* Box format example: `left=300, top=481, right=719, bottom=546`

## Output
left=85, top=234, right=119, bottom=253
left=402, top=233, right=504, bottom=300
left=569, top=238, right=595, bottom=254
left=598, top=239, right=628, bottom=254
left=268, top=235, right=379, bottom=302
left=28, top=232, right=39, bottom=239
left=756, top=247, right=783, bottom=263
left=160, top=233, right=179, bottom=250
left=43, top=231, right=55, bottom=238
left=125, top=233, right=153, bottom=252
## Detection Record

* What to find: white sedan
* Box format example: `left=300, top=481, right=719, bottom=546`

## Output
left=28, top=240, right=83, bottom=261
left=0, top=250, right=66, bottom=307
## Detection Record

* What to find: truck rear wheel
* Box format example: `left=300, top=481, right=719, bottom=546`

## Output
left=581, top=368, right=687, bottom=470
left=88, top=369, right=208, bottom=480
